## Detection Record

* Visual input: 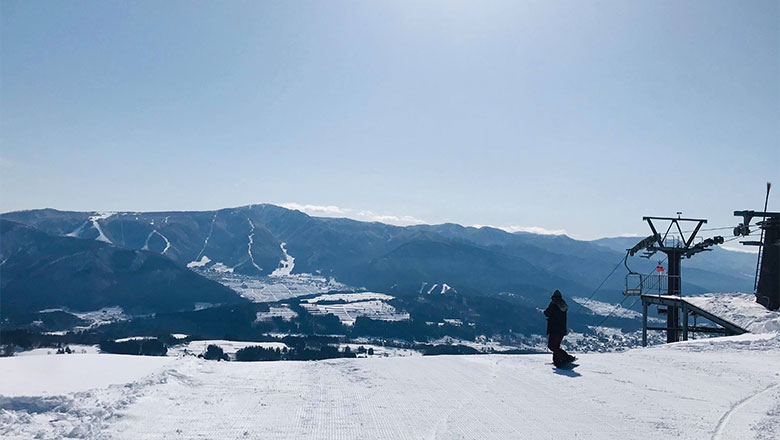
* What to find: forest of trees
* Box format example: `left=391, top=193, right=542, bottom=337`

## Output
left=99, top=338, right=168, bottom=356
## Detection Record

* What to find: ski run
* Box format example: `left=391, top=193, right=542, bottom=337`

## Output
left=270, top=242, right=295, bottom=277
left=2, top=334, right=779, bottom=437
left=247, top=219, right=262, bottom=272
left=141, top=230, right=171, bottom=254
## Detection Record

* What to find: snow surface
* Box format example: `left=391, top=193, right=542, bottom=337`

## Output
left=301, top=292, right=406, bottom=326
left=270, top=242, right=295, bottom=277
left=255, top=305, right=298, bottom=322
left=2, top=333, right=779, bottom=439
left=246, top=219, right=263, bottom=272
left=199, top=271, right=352, bottom=303
left=172, top=340, right=288, bottom=358
left=0, top=354, right=172, bottom=397
left=422, top=282, right=455, bottom=294
left=64, top=212, right=114, bottom=243
left=686, top=293, right=780, bottom=334
left=301, top=300, right=409, bottom=326
left=195, top=213, right=217, bottom=261
left=14, top=345, right=98, bottom=357
left=211, top=262, right=234, bottom=273
left=187, top=255, right=211, bottom=268
left=62, top=306, right=128, bottom=330
left=141, top=230, right=171, bottom=254
left=574, top=297, right=642, bottom=319
left=113, top=336, right=156, bottom=343
left=89, top=213, right=114, bottom=243
left=304, top=292, right=394, bottom=303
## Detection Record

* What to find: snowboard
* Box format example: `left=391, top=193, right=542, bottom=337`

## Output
left=553, top=356, right=578, bottom=369
left=554, top=361, right=579, bottom=369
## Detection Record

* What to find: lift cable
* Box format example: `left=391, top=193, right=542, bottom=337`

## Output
left=595, top=255, right=668, bottom=327
left=678, top=223, right=758, bottom=234
left=572, top=253, right=628, bottom=311
left=594, top=230, right=760, bottom=327
left=577, top=228, right=759, bottom=323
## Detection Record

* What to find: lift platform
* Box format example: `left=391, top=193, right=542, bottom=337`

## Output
left=639, top=294, right=748, bottom=346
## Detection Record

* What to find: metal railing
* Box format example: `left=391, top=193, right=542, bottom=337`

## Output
left=624, top=273, right=681, bottom=296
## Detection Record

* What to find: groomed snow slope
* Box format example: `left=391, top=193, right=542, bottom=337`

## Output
left=2, top=333, right=779, bottom=439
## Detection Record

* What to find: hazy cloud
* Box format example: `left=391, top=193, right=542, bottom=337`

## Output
left=281, top=203, right=426, bottom=226
left=472, top=224, right=568, bottom=236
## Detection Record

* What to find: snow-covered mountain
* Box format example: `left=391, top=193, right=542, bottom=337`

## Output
left=0, top=220, right=244, bottom=318
left=0, top=204, right=757, bottom=322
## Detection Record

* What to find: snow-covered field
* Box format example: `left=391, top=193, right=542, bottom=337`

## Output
left=299, top=292, right=409, bottom=326
left=37, top=307, right=128, bottom=331
left=172, top=340, right=289, bottom=358
left=2, top=332, right=778, bottom=439
left=573, top=297, right=642, bottom=318
left=13, top=345, right=98, bottom=357
left=255, top=305, right=298, bottom=322
left=304, top=292, right=394, bottom=303
left=301, top=300, right=409, bottom=326
left=197, top=271, right=352, bottom=303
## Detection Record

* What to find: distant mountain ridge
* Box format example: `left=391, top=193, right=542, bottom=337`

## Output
left=0, top=219, right=244, bottom=318
left=1, top=205, right=756, bottom=314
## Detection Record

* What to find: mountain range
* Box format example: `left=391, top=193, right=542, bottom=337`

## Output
left=0, top=204, right=756, bottom=320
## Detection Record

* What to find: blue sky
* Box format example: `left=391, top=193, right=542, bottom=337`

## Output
left=1, top=1, right=777, bottom=240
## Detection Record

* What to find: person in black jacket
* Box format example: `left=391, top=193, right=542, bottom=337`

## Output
left=544, top=289, right=575, bottom=366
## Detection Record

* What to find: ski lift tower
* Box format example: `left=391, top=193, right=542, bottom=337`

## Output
left=637, top=214, right=724, bottom=342
left=733, top=182, right=779, bottom=310
left=733, top=210, right=780, bottom=310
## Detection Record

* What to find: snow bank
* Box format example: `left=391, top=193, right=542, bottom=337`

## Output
left=686, top=293, right=780, bottom=334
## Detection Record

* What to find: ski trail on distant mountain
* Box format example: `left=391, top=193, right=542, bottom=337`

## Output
left=713, top=382, right=779, bottom=440
left=159, top=232, right=171, bottom=254
left=196, top=213, right=217, bottom=261
left=270, top=242, right=295, bottom=277
left=247, top=219, right=262, bottom=272
left=90, top=213, right=114, bottom=243
left=66, top=221, right=89, bottom=238
left=142, top=230, right=172, bottom=254
left=67, top=213, right=113, bottom=243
